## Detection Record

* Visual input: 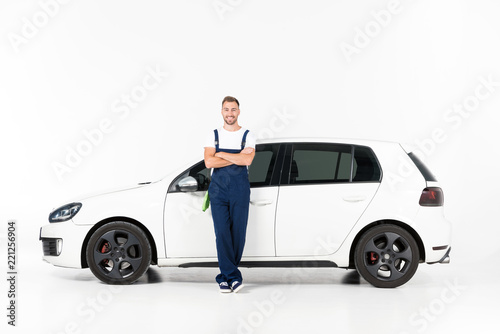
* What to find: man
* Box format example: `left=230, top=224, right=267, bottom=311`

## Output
left=204, top=96, right=256, bottom=293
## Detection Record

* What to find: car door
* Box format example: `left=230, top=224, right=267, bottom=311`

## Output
left=275, top=143, right=381, bottom=257
left=163, top=143, right=282, bottom=258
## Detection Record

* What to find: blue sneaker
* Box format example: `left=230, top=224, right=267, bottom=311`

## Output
left=231, top=281, right=244, bottom=293
left=219, top=282, right=232, bottom=293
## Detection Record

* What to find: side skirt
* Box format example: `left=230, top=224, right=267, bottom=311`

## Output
left=178, top=260, right=338, bottom=268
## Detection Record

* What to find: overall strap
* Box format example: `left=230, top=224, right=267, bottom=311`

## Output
left=241, top=130, right=249, bottom=150
left=214, top=129, right=219, bottom=151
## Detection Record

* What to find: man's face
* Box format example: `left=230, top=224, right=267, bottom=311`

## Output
left=221, top=101, right=240, bottom=126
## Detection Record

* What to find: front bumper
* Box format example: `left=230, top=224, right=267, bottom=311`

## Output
left=39, top=221, right=93, bottom=268
left=41, top=237, right=63, bottom=256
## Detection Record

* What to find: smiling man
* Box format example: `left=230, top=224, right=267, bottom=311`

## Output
left=204, top=96, right=256, bottom=293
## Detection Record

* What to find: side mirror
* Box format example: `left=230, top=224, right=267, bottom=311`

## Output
left=177, top=176, right=198, bottom=192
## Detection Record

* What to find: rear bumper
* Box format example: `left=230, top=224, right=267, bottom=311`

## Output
left=411, top=206, right=452, bottom=264
left=428, top=247, right=451, bottom=264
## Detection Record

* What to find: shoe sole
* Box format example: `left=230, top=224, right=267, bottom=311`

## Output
left=232, top=284, right=244, bottom=293
left=220, top=289, right=232, bottom=293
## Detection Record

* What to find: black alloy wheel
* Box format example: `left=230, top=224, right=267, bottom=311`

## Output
left=86, top=222, right=151, bottom=284
left=354, top=224, right=419, bottom=288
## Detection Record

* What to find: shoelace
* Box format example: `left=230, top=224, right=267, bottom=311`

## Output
left=220, top=282, right=229, bottom=287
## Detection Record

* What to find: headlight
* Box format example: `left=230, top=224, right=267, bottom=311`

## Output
left=49, top=202, right=82, bottom=223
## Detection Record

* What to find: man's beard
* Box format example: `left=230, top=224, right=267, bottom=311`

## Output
left=224, top=117, right=236, bottom=125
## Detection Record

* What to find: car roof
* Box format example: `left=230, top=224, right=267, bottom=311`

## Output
left=256, top=137, right=401, bottom=147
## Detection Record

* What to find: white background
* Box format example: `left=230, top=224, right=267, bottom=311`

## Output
left=1, top=0, right=499, bottom=333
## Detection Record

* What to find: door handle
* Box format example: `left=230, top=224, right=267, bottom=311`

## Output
left=342, top=195, right=366, bottom=203
left=250, top=199, right=273, bottom=206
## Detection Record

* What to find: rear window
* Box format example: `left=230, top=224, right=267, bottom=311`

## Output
left=407, top=152, right=438, bottom=182
left=352, top=146, right=381, bottom=182
left=283, top=143, right=381, bottom=185
left=290, top=143, right=352, bottom=184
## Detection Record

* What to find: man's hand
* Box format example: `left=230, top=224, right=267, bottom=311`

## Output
left=204, top=147, right=233, bottom=168
left=215, top=147, right=254, bottom=159
left=241, top=147, right=254, bottom=154
left=215, top=147, right=255, bottom=166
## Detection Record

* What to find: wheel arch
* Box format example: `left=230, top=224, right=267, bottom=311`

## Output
left=347, top=219, right=426, bottom=269
left=80, top=216, right=158, bottom=268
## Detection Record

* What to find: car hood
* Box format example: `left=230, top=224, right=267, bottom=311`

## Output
left=50, top=161, right=192, bottom=211
left=67, top=181, right=159, bottom=204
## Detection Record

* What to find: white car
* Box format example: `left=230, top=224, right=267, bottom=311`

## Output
left=40, top=138, right=451, bottom=288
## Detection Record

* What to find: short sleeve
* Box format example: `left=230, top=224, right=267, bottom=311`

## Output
left=245, top=130, right=257, bottom=149
left=204, top=130, right=216, bottom=148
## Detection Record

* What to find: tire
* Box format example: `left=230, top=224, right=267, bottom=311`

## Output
left=86, top=222, right=152, bottom=284
left=354, top=224, right=419, bottom=288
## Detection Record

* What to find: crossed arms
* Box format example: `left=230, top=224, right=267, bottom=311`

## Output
left=204, top=147, right=255, bottom=168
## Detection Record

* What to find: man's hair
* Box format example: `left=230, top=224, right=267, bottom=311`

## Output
left=222, top=96, right=239, bottom=108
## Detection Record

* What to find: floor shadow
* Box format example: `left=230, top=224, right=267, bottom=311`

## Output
left=341, top=270, right=361, bottom=285
left=55, top=266, right=365, bottom=287
left=134, top=267, right=163, bottom=284
left=146, top=267, right=163, bottom=283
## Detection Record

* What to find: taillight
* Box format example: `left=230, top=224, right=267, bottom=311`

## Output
left=419, top=187, right=444, bottom=206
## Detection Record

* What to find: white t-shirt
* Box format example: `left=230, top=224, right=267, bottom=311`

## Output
left=204, top=127, right=256, bottom=150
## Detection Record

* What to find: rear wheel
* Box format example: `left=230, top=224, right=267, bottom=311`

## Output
left=86, top=222, right=151, bottom=284
left=354, top=224, right=419, bottom=288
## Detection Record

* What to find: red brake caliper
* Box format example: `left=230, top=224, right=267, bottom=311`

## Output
left=370, top=252, right=379, bottom=264
left=101, top=242, right=110, bottom=265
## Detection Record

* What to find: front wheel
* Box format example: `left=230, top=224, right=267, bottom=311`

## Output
left=354, top=224, right=419, bottom=288
left=86, top=222, right=152, bottom=284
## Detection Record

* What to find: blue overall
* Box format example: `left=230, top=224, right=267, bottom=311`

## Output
left=208, top=129, right=250, bottom=285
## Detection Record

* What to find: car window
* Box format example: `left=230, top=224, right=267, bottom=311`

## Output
left=289, top=143, right=352, bottom=184
left=352, top=146, right=381, bottom=182
left=248, top=144, right=280, bottom=187
left=168, top=144, right=280, bottom=193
